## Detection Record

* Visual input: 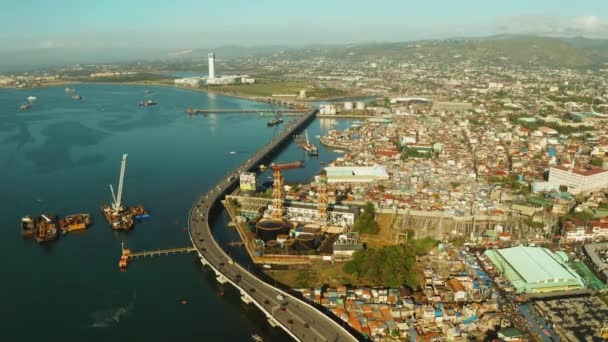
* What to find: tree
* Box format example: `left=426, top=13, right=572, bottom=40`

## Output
left=591, top=157, right=604, bottom=167
left=295, top=269, right=318, bottom=288
left=343, top=245, right=418, bottom=288
left=354, top=202, right=379, bottom=234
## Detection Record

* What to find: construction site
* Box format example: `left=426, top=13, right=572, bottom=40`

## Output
left=224, top=162, right=363, bottom=265
left=101, top=154, right=150, bottom=230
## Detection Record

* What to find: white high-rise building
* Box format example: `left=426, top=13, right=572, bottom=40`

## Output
left=208, top=52, right=215, bottom=79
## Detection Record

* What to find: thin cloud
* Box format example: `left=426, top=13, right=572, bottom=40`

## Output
left=496, top=15, right=608, bottom=38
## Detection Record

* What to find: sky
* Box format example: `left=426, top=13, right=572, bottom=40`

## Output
left=0, top=0, right=607, bottom=51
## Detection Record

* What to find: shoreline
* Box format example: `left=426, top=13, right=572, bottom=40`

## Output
left=2, top=80, right=369, bottom=106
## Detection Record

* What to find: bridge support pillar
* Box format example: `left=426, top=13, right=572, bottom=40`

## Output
left=240, top=291, right=252, bottom=304
left=267, top=315, right=279, bottom=328
left=216, top=273, right=227, bottom=284
left=199, top=255, right=208, bottom=266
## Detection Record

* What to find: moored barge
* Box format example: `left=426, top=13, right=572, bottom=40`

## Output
left=35, top=214, right=59, bottom=243
left=21, top=216, right=35, bottom=239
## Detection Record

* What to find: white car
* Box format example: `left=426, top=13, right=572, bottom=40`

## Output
left=276, top=294, right=284, bottom=301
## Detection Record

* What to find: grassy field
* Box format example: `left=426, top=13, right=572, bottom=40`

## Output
left=210, top=81, right=352, bottom=99
left=266, top=262, right=362, bottom=288
left=361, top=213, right=397, bottom=248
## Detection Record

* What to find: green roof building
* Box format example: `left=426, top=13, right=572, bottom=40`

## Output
left=485, top=246, right=585, bottom=294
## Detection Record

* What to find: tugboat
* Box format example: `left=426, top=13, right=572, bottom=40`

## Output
left=21, top=216, right=36, bottom=239
left=59, top=213, right=91, bottom=234
left=267, top=118, right=283, bottom=127
left=129, top=205, right=150, bottom=220
left=35, top=214, right=59, bottom=243
left=139, top=100, right=157, bottom=107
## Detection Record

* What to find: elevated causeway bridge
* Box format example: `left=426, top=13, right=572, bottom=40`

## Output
left=188, top=108, right=360, bottom=341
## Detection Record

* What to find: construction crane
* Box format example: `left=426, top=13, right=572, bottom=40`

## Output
left=317, top=170, right=328, bottom=222
left=110, top=154, right=128, bottom=213
left=268, top=161, right=304, bottom=220
left=102, top=154, right=134, bottom=230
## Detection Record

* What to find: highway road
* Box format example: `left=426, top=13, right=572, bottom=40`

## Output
left=188, top=110, right=359, bottom=342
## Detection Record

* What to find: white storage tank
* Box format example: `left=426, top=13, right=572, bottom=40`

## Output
left=344, top=101, right=354, bottom=111
left=355, top=101, right=366, bottom=110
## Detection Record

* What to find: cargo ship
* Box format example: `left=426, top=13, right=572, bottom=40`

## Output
left=139, top=100, right=157, bottom=106
left=59, top=213, right=91, bottom=233
left=270, top=161, right=303, bottom=170
left=35, top=214, right=59, bottom=243
left=267, top=118, right=283, bottom=126
left=21, top=216, right=35, bottom=239
left=129, top=205, right=150, bottom=220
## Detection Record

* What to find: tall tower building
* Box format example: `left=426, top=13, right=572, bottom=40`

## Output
left=208, top=52, right=215, bottom=79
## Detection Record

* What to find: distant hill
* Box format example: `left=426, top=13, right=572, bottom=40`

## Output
left=2, top=35, right=608, bottom=73
left=275, top=36, right=608, bottom=68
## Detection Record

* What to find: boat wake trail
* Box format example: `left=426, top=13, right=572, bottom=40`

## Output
left=90, top=292, right=136, bottom=328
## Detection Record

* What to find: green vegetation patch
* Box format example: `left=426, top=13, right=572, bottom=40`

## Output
left=344, top=245, right=418, bottom=288
left=572, top=262, right=607, bottom=291
left=353, top=202, right=379, bottom=234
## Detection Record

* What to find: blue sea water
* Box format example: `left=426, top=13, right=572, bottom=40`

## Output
left=0, top=84, right=354, bottom=341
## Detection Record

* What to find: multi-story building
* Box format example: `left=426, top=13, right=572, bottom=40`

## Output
left=548, top=165, right=608, bottom=194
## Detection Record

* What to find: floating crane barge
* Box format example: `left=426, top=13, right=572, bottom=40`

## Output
left=101, top=154, right=149, bottom=230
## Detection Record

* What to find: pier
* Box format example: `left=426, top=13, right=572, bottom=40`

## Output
left=129, top=247, right=197, bottom=259
left=188, top=108, right=359, bottom=341
left=186, top=108, right=308, bottom=114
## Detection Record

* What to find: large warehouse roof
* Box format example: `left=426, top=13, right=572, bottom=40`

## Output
left=485, top=246, right=585, bottom=294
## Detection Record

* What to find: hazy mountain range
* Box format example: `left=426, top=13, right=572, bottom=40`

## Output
left=1, top=35, right=607, bottom=73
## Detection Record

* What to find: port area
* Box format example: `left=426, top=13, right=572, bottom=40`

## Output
left=119, top=246, right=196, bottom=270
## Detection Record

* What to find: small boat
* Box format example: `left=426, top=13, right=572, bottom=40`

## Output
left=267, top=118, right=283, bottom=126
left=259, top=112, right=276, bottom=117
left=144, top=90, right=153, bottom=94
left=20, top=103, right=32, bottom=111
left=27, top=96, right=37, bottom=102
left=129, top=205, right=150, bottom=220
left=229, top=151, right=237, bottom=155
left=65, top=87, right=75, bottom=93
left=72, top=95, right=82, bottom=100
left=251, top=334, right=263, bottom=342
left=139, top=100, right=157, bottom=106
left=21, top=216, right=36, bottom=239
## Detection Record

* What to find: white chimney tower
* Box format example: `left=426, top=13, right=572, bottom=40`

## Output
left=208, top=52, right=215, bottom=79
